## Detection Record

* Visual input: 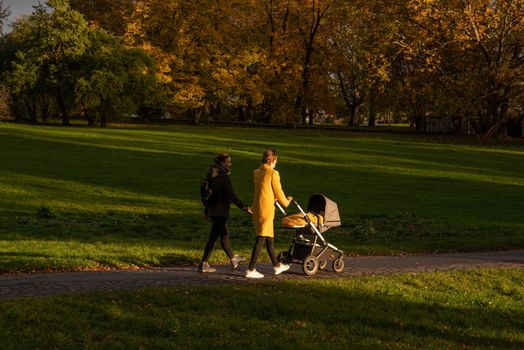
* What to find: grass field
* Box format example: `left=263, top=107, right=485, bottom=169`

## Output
left=0, top=122, right=523, bottom=272
left=1, top=268, right=523, bottom=349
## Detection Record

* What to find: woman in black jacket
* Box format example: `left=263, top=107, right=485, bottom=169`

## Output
left=199, top=153, right=252, bottom=273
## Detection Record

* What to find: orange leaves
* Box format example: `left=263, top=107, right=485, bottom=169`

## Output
left=172, top=83, right=206, bottom=110
left=71, top=0, right=523, bottom=127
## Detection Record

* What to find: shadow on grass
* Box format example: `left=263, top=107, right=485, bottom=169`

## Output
left=157, top=253, right=198, bottom=266
left=0, top=211, right=208, bottom=242
left=1, top=125, right=523, bottom=264
left=2, top=125, right=524, bottom=207
left=0, top=252, right=50, bottom=261
left=0, top=210, right=257, bottom=272
left=0, top=131, right=210, bottom=201
left=1, top=276, right=523, bottom=349
left=0, top=206, right=523, bottom=274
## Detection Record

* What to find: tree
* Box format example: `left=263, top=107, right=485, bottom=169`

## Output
left=1, top=0, right=92, bottom=124
left=326, top=1, right=399, bottom=126
left=246, top=0, right=298, bottom=124
left=0, top=2, right=12, bottom=119
left=0, top=15, right=45, bottom=122
left=76, top=30, right=166, bottom=126
left=398, top=0, right=524, bottom=135
left=219, top=0, right=298, bottom=124
left=0, top=0, right=164, bottom=126
left=291, top=0, right=334, bottom=125
left=70, top=0, right=134, bottom=35
left=0, top=84, right=11, bottom=118
left=8, top=0, right=519, bottom=132
left=0, top=0, right=10, bottom=35
left=126, top=0, right=248, bottom=124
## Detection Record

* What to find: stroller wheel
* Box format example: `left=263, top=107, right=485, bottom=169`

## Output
left=319, top=260, right=328, bottom=270
left=332, top=256, right=344, bottom=273
left=302, top=256, right=319, bottom=276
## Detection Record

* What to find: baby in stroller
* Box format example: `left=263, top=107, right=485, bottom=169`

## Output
left=276, top=193, right=344, bottom=275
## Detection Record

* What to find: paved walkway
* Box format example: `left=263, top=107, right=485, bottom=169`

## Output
left=1, top=250, right=523, bottom=300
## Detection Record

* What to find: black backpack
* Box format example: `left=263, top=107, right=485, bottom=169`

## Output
left=200, top=177, right=218, bottom=207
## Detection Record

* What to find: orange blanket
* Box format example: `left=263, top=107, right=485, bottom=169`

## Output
left=281, top=212, right=324, bottom=228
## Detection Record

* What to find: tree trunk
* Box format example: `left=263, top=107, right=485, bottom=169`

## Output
left=238, top=104, right=247, bottom=122
left=295, top=2, right=330, bottom=126
left=300, top=105, right=307, bottom=126
left=56, top=97, right=70, bottom=126
left=87, top=115, right=96, bottom=127
left=476, top=94, right=508, bottom=135
left=25, top=99, right=37, bottom=123
left=409, top=118, right=415, bottom=128
left=349, top=104, right=358, bottom=126
left=368, top=111, right=376, bottom=127
left=294, top=94, right=304, bottom=126
left=262, top=97, right=272, bottom=123
left=100, top=114, right=107, bottom=127
left=452, top=117, right=462, bottom=134
left=469, top=112, right=483, bottom=134
left=41, top=109, right=49, bottom=124
left=211, top=102, right=222, bottom=122
left=195, top=107, right=203, bottom=124
left=415, top=116, right=423, bottom=131
left=187, top=107, right=203, bottom=124
left=40, top=96, right=50, bottom=124
left=368, top=94, right=376, bottom=127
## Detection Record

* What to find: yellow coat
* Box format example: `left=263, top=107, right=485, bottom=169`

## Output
left=252, top=164, right=291, bottom=237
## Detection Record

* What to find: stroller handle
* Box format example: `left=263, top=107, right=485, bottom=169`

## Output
left=275, top=200, right=287, bottom=216
left=292, top=198, right=307, bottom=216
left=275, top=197, right=304, bottom=217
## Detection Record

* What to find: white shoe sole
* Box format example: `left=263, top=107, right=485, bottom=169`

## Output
left=274, top=265, right=290, bottom=275
left=245, top=271, right=264, bottom=279
left=231, top=258, right=245, bottom=269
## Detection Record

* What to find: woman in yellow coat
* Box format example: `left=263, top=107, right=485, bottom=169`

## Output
left=245, top=149, right=293, bottom=279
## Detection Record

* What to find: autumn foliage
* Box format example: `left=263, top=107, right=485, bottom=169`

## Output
left=1, top=0, right=523, bottom=134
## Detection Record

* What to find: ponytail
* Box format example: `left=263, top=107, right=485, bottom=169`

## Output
left=262, top=149, right=277, bottom=164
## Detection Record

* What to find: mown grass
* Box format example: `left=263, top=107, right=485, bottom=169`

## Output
left=0, top=122, right=523, bottom=272
left=1, top=268, right=523, bottom=349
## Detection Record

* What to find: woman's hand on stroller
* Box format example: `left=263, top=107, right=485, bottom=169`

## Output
left=244, top=206, right=253, bottom=215
left=287, top=196, right=293, bottom=202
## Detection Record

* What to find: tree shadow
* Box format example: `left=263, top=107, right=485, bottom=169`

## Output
left=2, top=277, right=523, bottom=349
left=157, top=253, right=198, bottom=266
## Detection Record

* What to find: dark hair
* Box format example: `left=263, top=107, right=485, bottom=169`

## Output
left=214, top=153, right=231, bottom=164
left=262, top=149, right=277, bottom=164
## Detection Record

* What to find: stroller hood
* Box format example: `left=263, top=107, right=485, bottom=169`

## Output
left=307, top=193, right=341, bottom=230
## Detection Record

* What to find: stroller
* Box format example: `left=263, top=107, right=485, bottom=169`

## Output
left=275, top=194, right=344, bottom=275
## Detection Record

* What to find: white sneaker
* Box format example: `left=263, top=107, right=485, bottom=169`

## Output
left=230, top=255, right=245, bottom=269
left=245, top=269, right=264, bottom=279
left=274, top=263, right=290, bottom=275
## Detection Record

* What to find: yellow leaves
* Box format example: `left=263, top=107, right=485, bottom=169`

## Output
left=115, top=0, right=523, bottom=122
left=134, top=44, right=174, bottom=84
left=172, top=83, right=206, bottom=109
left=212, top=68, right=235, bottom=89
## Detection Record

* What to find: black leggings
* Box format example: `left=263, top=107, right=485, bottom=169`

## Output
left=201, top=216, right=234, bottom=262
left=248, top=236, right=278, bottom=270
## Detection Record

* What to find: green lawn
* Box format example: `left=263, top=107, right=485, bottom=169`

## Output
left=0, top=122, right=523, bottom=272
left=1, top=268, right=523, bottom=349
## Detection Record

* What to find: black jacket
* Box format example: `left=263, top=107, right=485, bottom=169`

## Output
left=205, top=164, right=246, bottom=218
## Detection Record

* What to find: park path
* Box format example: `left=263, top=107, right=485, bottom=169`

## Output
left=0, top=250, right=523, bottom=301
